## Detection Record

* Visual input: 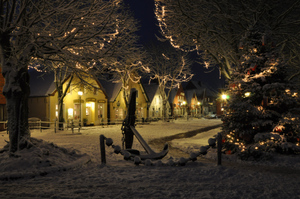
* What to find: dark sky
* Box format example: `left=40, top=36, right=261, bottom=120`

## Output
left=124, top=0, right=225, bottom=91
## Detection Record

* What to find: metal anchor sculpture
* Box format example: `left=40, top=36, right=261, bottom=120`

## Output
left=121, top=88, right=169, bottom=160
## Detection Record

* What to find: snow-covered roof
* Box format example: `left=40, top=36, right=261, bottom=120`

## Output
left=98, top=79, right=122, bottom=102
left=184, top=80, right=218, bottom=99
left=185, top=90, right=196, bottom=104
left=142, top=83, right=159, bottom=103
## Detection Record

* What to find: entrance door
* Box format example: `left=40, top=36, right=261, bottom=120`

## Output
left=85, top=102, right=95, bottom=125
left=98, top=103, right=104, bottom=124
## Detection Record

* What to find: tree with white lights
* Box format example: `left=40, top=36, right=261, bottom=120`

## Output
left=146, top=43, right=193, bottom=121
left=154, top=0, right=300, bottom=80
left=101, top=23, right=150, bottom=108
left=221, top=28, right=300, bottom=159
left=0, top=0, right=137, bottom=153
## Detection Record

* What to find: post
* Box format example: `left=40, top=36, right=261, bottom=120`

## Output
left=100, top=135, right=106, bottom=164
left=71, top=120, right=74, bottom=134
left=54, top=120, right=57, bottom=133
left=78, top=91, right=83, bottom=132
left=40, top=120, right=42, bottom=132
left=217, top=132, right=222, bottom=166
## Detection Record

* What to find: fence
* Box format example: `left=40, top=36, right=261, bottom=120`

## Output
left=1, top=117, right=160, bottom=134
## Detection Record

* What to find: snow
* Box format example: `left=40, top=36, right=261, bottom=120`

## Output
left=1, top=118, right=300, bottom=199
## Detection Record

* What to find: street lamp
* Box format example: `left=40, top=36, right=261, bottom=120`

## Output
left=78, top=91, right=83, bottom=129
left=221, top=94, right=228, bottom=100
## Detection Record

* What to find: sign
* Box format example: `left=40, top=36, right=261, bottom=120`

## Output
left=98, top=100, right=106, bottom=103
left=86, top=98, right=96, bottom=102
left=73, top=99, right=84, bottom=103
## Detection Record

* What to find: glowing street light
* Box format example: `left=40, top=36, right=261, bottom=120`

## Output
left=244, top=92, right=251, bottom=97
left=221, top=94, right=229, bottom=100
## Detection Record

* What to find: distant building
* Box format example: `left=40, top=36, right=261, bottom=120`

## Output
left=183, top=81, right=219, bottom=117
left=143, top=83, right=170, bottom=120
left=168, top=83, right=188, bottom=118
left=98, top=79, right=149, bottom=123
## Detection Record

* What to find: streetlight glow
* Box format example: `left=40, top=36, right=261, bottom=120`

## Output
left=222, top=94, right=228, bottom=100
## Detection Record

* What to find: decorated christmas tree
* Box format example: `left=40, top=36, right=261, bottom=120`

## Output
left=222, top=28, right=300, bottom=159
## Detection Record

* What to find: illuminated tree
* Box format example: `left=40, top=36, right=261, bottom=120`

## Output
left=39, top=6, right=141, bottom=129
left=154, top=0, right=300, bottom=80
left=146, top=42, right=193, bottom=120
left=222, top=29, right=300, bottom=158
left=101, top=30, right=150, bottom=108
left=0, top=0, right=135, bottom=153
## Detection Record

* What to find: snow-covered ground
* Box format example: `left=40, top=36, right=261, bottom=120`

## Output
left=0, top=118, right=300, bottom=199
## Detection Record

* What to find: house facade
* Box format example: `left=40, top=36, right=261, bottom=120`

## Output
left=185, top=90, right=201, bottom=117
left=169, top=84, right=188, bottom=118
left=184, top=81, right=219, bottom=117
left=29, top=71, right=108, bottom=126
left=143, top=83, right=170, bottom=119
left=100, top=79, right=149, bottom=123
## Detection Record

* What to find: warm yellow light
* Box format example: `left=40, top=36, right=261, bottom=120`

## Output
left=222, top=94, right=227, bottom=100
left=244, top=92, right=251, bottom=97
left=78, top=91, right=83, bottom=96
left=68, top=108, right=73, bottom=119
left=86, top=103, right=91, bottom=107
left=182, top=101, right=186, bottom=105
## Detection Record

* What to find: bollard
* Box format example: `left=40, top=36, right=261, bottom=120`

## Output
left=71, top=121, right=74, bottom=134
left=217, top=132, right=222, bottom=166
left=54, top=120, right=57, bottom=133
left=100, top=135, right=106, bottom=164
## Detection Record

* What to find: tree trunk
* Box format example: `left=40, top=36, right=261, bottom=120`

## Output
left=2, top=66, right=30, bottom=153
left=57, top=85, right=64, bottom=130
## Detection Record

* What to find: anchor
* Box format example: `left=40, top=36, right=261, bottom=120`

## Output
left=121, top=88, right=169, bottom=160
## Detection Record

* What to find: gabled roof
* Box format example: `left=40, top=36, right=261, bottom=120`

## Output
left=184, top=80, right=218, bottom=98
left=142, top=83, right=159, bottom=102
left=185, top=90, right=196, bottom=104
left=29, top=70, right=56, bottom=97
left=98, top=79, right=122, bottom=102
left=168, top=87, right=178, bottom=104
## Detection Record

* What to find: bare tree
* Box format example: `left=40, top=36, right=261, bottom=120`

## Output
left=146, top=42, right=193, bottom=120
left=0, top=0, right=136, bottom=153
left=101, top=21, right=150, bottom=108
left=154, top=0, right=300, bottom=80
left=37, top=6, right=141, bottom=130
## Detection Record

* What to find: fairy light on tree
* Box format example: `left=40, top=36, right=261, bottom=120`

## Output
left=221, top=28, right=300, bottom=159
left=145, top=42, right=193, bottom=121
left=0, top=0, right=139, bottom=153
left=154, top=0, right=300, bottom=80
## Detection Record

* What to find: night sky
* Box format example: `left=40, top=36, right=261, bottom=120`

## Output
left=124, top=0, right=225, bottom=91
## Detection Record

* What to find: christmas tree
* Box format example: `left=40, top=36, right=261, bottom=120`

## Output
left=222, top=29, right=300, bottom=159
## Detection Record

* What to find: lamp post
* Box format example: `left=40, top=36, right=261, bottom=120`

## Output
left=221, top=93, right=229, bottom=115
left=78, top=91, right=83, bottom=130
left=197, top=101, right=201, bottom=116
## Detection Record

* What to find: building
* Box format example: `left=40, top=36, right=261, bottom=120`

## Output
left=143, top=83, right=170, bottom=120
left=99, top=79, right=149, bottom=123
left=168, top=83, right=188, bottom=118
left=28, top=70, right=108, bottom=126
left=183, top=81, right=219, bottom=117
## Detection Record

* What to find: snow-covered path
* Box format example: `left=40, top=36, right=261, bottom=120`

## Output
left=0, top=118, right=300, bottom=199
